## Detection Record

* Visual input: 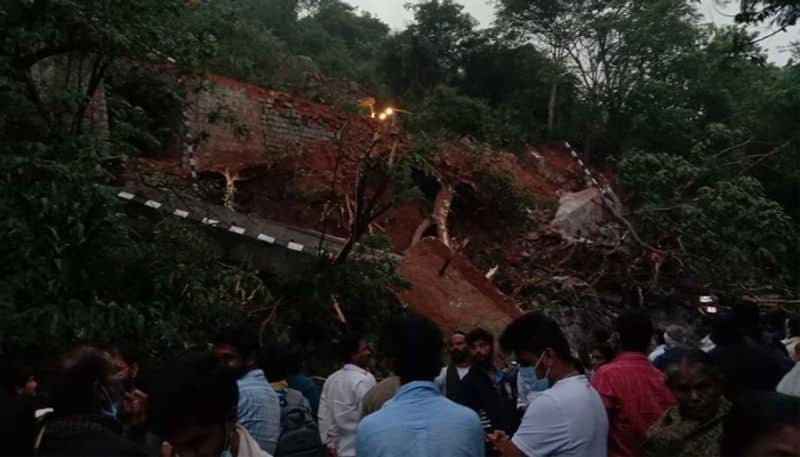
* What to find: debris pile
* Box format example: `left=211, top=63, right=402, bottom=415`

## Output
left=134, top=72, right=689, bottom=339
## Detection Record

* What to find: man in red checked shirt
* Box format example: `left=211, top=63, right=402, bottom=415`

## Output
left=592, top=311, right=676, bottom=457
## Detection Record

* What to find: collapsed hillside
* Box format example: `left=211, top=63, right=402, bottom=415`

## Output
left=136, top=74, right=697, bottom=344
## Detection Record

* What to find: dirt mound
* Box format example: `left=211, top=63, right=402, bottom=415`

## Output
left=429, top=138, right=586, bottom=203
left=395, top=237, right=523, bottom=334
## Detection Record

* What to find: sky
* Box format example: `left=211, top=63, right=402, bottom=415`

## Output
left=346, top=0, right=798, bottom=65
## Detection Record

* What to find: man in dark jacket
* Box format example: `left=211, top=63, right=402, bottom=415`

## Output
left=455, top=328, right=519, bottom=449
left=37, top=346, right=146, bottom=456
left=709, top=311, right=792, bottom=401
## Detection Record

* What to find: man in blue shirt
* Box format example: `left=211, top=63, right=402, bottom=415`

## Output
left=356, top=316, right=485, bottom=457
left=213, top=329, right=281, bottom=454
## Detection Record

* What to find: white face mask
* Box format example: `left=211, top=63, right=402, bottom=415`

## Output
left=533, top=352, right=551, bottom=381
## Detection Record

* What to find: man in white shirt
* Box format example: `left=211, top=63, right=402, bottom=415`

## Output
left=318, top=334, right=376, bottom=457
left=488, top=312, right=608, bottom=457
left=777, top=344, right=800, bottom=397
left=434, top=331, right=471, bottom=400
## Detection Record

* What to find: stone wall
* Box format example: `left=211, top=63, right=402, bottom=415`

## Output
left=185, top=74, right=378, bottom=175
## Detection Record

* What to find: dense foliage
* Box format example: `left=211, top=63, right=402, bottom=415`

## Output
left=0, top=0, right=404, bottom=367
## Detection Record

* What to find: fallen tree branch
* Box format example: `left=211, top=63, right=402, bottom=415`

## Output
left=600, top=196, right=666, bottom=255
left=410, top=217, right=433, bottom=247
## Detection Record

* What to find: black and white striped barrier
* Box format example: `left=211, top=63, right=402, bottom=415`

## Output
left=564, top=141, right=608, bottom=194
left=563, top=141, right=624, bottom=214
left=116, top=190, right=309, bottom=254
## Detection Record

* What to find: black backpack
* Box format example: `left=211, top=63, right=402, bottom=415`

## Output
left=275, top=388, right=324, bottom=457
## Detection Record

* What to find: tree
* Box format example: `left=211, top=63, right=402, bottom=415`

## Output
left=496, top=0, right=584, bottom=135
left=382, top=0, right=478, bottom=95
left=732, top=0, right=800, bottom=27
left=619, top=125, right=799, bottom=295
left=497, top=0, right=702, bottom=156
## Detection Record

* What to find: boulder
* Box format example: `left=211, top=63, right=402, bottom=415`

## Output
left=550, top=187, right=608, bottom=239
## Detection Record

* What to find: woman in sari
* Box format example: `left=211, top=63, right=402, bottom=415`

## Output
left=643, top=349, right=730, bottom=457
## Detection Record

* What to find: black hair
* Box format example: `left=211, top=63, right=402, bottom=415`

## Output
left=155, top=351, right=239, bottom=437
left=466, top=328, right=494, bottom=347
left=339, top=333, right=364, bottom=364
left=259, top=345, right=291, bottom=382
left=499, top=312, right=571, bottom=360
left=0, top=358, right=33, bottom=394
left=591, top=329, right=611, bottom=344
left=101, top=345, right=141, bottom=365
left=285, top=346, right=303, bottom=374
left=763, top=309, right=788, bottom=333
left=653, top=327, right=666, bottom=346
left=381, top=316, right=443, bottom=384
left=615, top=311, right=654, bottom=353
left=711, top=312, right=744, bottom=345
left=662, top=348, right=724, bottom=387
left=50, top=346, right=113, bottom=416
left=721, top=392, right=800, bottom=457
left=787, top=314, right=800, bottom=338
left=590, top=342, right=614, bottom=363
left=732, top=300, right=760, bottom=338
left=211, top=326, right=259, bottom=358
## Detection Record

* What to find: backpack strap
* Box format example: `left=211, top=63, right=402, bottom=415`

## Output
left=285, top=388, right=303, bottom=409
left=281, top=388, right=306, bottom=423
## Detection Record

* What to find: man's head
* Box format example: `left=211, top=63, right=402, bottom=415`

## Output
left=466, top=328, right=495, bottom=367
left=50, top=346, right=126, bottom=417
left=721, top=392, right=800, bottom=457
left=259, top=345, right=291, bottom=384
left=449, top=331, right=468, bottom=364
left=732, top=300, right=761, bottom=338
left=664, top=325, right=689, bottom=349
left=340, top=333, right=371, bottom=369
left=499, top=312, right=572, bottom=383
left=614, top=311, right=654, bottom=353
left=211, top=327, right=259, bottom=378
left=664, top=349, right=724, bottom=421
left=786, top=314, right=800, bottom=339
left=381, top=316, right=443, bottom=384
left=102, top=346, right=139, bottom=392
left=1, top=359, right=37, bottom=397
left=711, top=312, right=744, bottom=346
left=156, top=351, right=239, bottom=457
left=589, top=343, right=614, bottom=371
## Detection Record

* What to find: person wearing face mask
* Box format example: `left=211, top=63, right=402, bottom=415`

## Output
left=643, top=349, right=730, bottom=457
left=515, top=358, right=549, bottom=413
left=157, top=350, right=272, bottom=457
left=36, top=346, right=146, bottom=456
left=434, top=331, right=472, bottom=400
left=487, top=312, right=608, bottom=456
left=455, top=327, right=519, bottom=455
left=102, top=345, right=155, bottom=447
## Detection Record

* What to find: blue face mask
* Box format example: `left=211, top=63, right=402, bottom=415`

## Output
left=100, top=386, right=120, bottom=420
left=520, top=354, right=550, bottom=391
left=103, top=401, right=119, bottom=419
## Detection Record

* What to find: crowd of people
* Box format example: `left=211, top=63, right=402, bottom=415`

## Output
left=2, top=300, right=800, bottom=457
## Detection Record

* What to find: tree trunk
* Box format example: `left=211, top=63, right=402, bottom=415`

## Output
left=333, top=235, right=356, bottom=265
left=432, top=185, right=453, bottom=248
left=547, top=81, right=557, bottom=136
